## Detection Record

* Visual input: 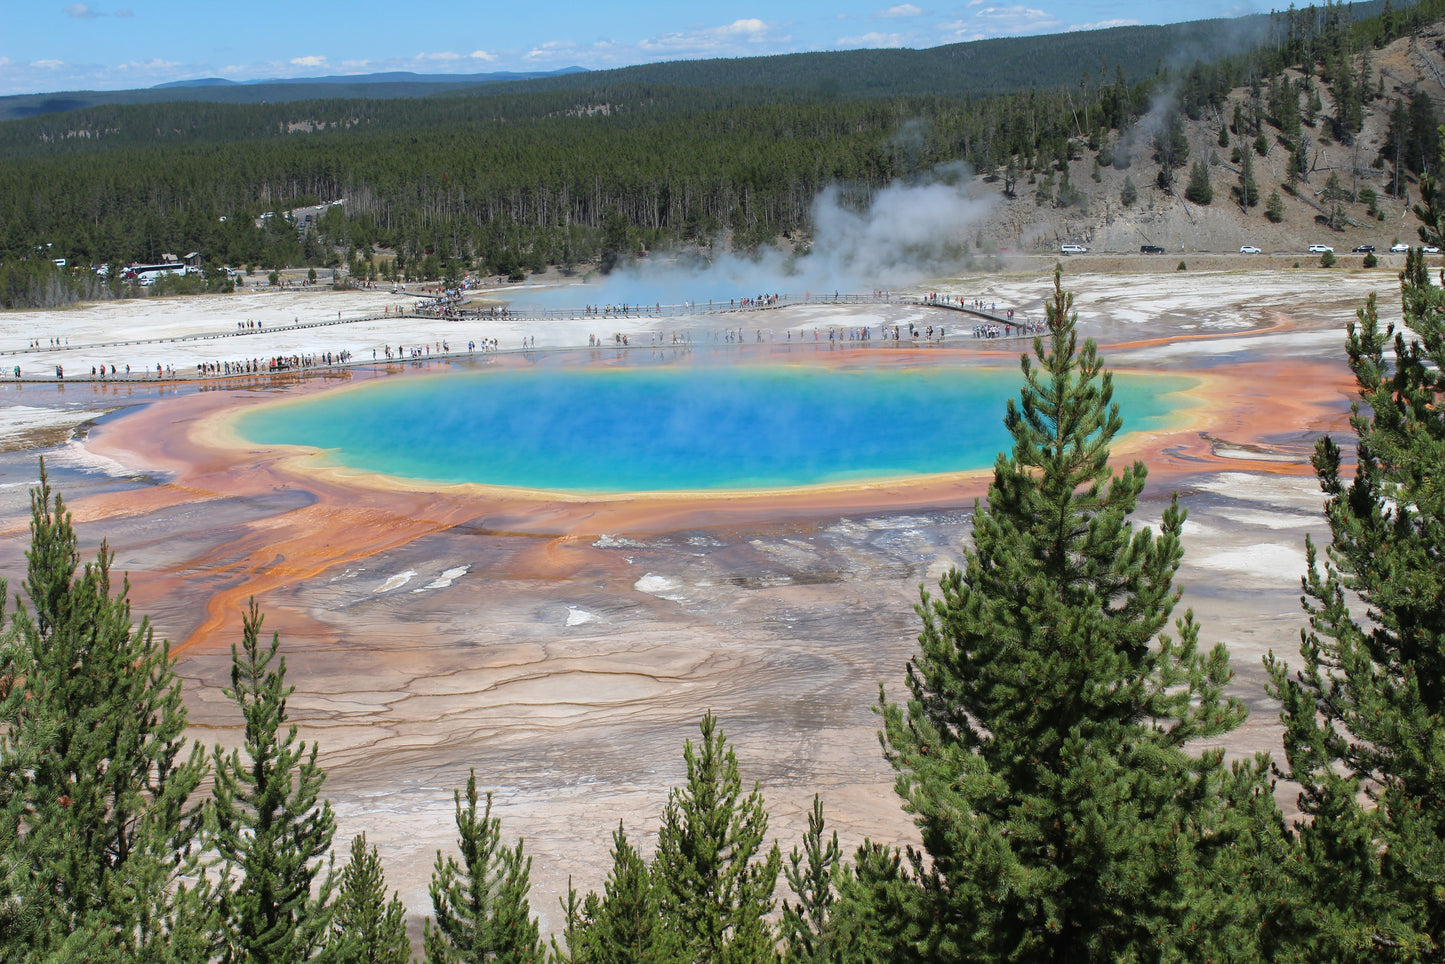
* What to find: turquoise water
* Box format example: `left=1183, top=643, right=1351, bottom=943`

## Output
left=237, top=364, right=1195, bottom=493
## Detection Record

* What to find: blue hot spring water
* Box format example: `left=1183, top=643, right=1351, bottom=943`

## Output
left=236, top=364, right=1195, bottom=493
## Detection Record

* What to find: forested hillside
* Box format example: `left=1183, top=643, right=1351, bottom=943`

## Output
left=2, top=0, right=1444, bottom=309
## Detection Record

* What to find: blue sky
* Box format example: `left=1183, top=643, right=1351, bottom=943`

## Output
left=1, top=0, right=1259, bottom=97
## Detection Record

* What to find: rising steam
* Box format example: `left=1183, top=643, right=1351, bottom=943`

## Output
left=510, top=160, right=1000, bottom=307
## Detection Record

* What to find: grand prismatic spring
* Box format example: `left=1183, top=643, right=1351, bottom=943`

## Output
left=235, top=363, right=1196, bottom=492
left=0, top=270, right=1374, bottom=927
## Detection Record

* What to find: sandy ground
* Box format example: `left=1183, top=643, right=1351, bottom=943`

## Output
left=0, top=264, right=1396, bottom=934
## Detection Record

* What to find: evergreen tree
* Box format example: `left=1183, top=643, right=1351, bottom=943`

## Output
left=1266, top=190, right=1285, bottom=223
left=826, top=843, right=923, bottom=964
left=879, top=267, right=1259, bottom=961
left=652, top=712, right=781, bottom=964
left=781, top=797, right=845, bottom=964
left=331, top=834, right=412, bottom=964
left=569, top=823, right=675, bottom=964
left=425, top=770, right=544, bottom=964
left=0, top=461, right=209, bottom=958
left=212, top=598, right=338, bottom=964
left=1407, top=89, right=1440, bottom=177
left=1152, top=111, right=1190, bottom=170
left=1275, top=76, right=1302, bottom=146
left=1184, top=160, right=1214, bottom=205
left=1333, top=62, right=1362, bottom=142
left=1265, top=151, right=1445, bottom=959
left=1237, top=150, right=1260, bottom=208
left=1119, top=176, right=1137, bottom=207
left=1324, top=170, right=1345, bottom=203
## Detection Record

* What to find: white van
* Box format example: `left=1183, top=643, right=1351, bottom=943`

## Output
left=1060, top=244, right=1087, bottom=254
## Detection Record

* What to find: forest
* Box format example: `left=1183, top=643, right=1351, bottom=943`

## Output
left=3, top=0, right=1445, bottom=309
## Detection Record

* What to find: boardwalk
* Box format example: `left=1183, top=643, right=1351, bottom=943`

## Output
left=4, top=290, right=1041, bottom=384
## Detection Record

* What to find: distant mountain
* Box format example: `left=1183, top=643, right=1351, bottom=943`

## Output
left=153, top=78, right=239, bottom=89
left=238, top=68, right=589, bottom=87
left=0, top=67, right=590, bottom=120
left=154, top=68, right=588, bottom=90
left=0, top=0, right=1409, bottom=122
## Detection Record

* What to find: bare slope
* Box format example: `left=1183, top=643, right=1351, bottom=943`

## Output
left=967, top=22, right=1445, bottom=259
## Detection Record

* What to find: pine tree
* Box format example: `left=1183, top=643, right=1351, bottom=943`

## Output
left=331, top=834, right=412, bottom=964
left=827, top=842, right=923, bottom=964
left=1184, top=160, right=1213, bottom=205
left=1119, top=176, right=1137, bottom=208
left=1266, top=190, right=1285, bottom=223
left=1407, top=90, right=1440, bottom=177
left=212, top=598, right=338, bottom=964
left=878, top=267, right=1259, bottom=961
left=781, top=797, right=845, bottom=964
left=0, top=461, right=209, bottom=958
left=1152, top=111, right=1189, bottom=170
left=652, top=712, right=781, bottom=964
left=1265, top=152, right=1445, bottom=959
left=425, top=770, right=544, bottom=964
left=1238, top=150, right=1260, bottom=208
left=569, top=823, right=675, bottom=964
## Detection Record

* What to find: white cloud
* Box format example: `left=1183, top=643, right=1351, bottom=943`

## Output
left=0, top=57, right=10, bottom=67
left=114, top=8, right=134, bottom=16
left=526, top=40, right=577, bottom=59
left=416, top=50, right=462, bottom=61
left=290, top=55, right=327, bottom=67
left=635, top=18, right=786, bottom=57
left=972, top=5, right=1054, bottom=23
left=1068, top=18, right=1139, bottom=31
left=340, top=59, right=371, bottom=68
left=941, top=4, right=1062, bottom=38
left=837, top=31, right=906, bottom=47
left=117, top=58, right=179, bottom=71
left=65, top=3, right=101, bottom=18
left=716, top=18, right=768, bottom=36
left=879, top=4, right=923, bottom=17
left=32, top=59, right=66, bottom=69
left=468, top=50, right=496, bottom=61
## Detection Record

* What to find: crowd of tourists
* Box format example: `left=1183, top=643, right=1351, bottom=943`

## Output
left=8, top=288, right=1039, bottom=382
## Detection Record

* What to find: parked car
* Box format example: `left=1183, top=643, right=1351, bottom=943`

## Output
left=1140, top=244, right=1165, bottom=254
left=1239, top=245, right=1261, bottom=254
left=1308, top=244, right=1334, bottom=253
left=1060, top=244, right=1087, bottom=254
left=1390, top=242, right=1410, bottom=252
left=1353, top=244, right=1375, bottom=253
left=1425, top=245, right=1441, bottom=254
